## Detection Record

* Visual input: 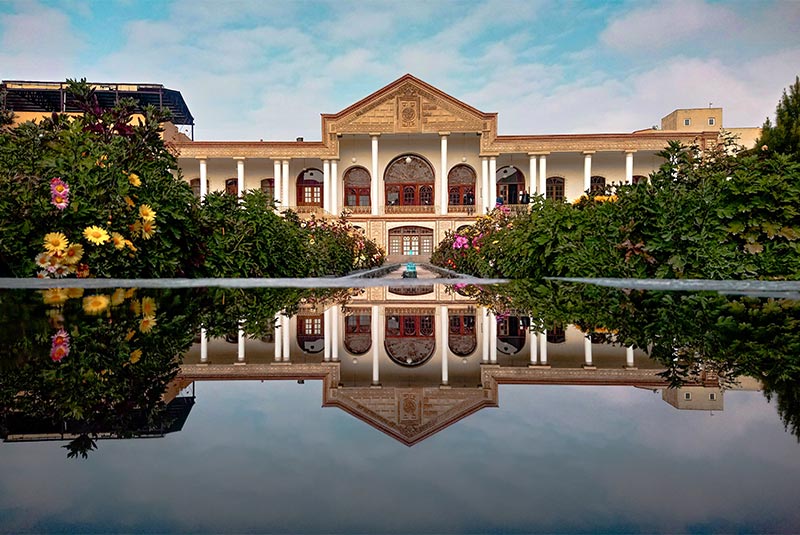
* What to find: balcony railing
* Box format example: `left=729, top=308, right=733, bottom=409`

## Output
left=385, top=205, right=435, bottom=214
left=448, top=205, right=477, bottom=214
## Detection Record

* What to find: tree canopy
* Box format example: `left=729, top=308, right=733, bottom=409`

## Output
left=759, top=76, right=800, bottom=158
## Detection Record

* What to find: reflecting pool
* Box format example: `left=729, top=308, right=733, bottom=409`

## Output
left=1, top=275, right=799, bottom=533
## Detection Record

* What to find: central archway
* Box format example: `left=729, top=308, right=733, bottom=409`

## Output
left=384, top=154, right=435, bottom=213
left=388, top=226, right=434, bottom=257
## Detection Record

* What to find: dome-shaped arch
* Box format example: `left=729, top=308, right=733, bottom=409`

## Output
left=496, top=166, right=526, bottom=204
left=384, top=154, right=435, bottom=209
left=296, top=168, right=324, bottom=207
left=384, top=314, right=435, bottom=367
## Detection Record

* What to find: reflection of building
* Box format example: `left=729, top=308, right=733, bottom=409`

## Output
left=180, top=287, right=760, bottom=446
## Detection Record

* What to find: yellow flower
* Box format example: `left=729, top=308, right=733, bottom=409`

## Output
left=83, top=225, right=110, bottom=245
left=130, top=299, right=141, bottom=315
left=42, top=288, right=69, bottom=305
left=35, top=252, right=50, bottom=268
left=124, top=288, right=136, bottom=299
left=62, top=243, right=84, bottom=265
left=67, top=287, right=84, bottom=299
left=141, top=220, right=156, bottom=240
left=43, top=232, right=69, bottom=254
left=111, top=288, right=126, bottom=306
left=128, top=173, right=141, bottom=187
left=139, top=316, right=157, bottom=333
left=124, top=196, right=135, bottom=208
left=124, top=239, right=137, bottom=252
left=111, top=232, right=125, bottom=250
left=139, top=204, right=156, bottom=222
left=141, top=297, right=157, bottom=317
left=83, top=294, right=110, bottom=315
left=129, top=220, right=141, bottom=234
left=125, top=330, right=136, bottom=341
left=129, top=349, right=142, bottom=364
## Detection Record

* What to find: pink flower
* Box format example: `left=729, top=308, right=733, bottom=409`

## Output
left=453, top=235, right=469, bottom=249
left=50, top=178, right=70, bottom=210
left=52, top=194, right=69, bottom=210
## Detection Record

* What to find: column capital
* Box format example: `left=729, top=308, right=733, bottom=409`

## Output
left=368, top=132, right=381, bottom=138
left=195, top=156, right=208, bottom=161
left=624, top=149, right=638, bottom=154
left=233, top=156, right=246, bottom=161
left=582, top=150, right=596, bottom=155
left=438, top=131, right=451, bottom=137
left=274, top=156, right=292, bottom=161
left=528, top=151, right=550, bottom=156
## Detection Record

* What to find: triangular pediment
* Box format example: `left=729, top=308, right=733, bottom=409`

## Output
left=326, top=385, right=496, bottom=446
left=323, top=74, right=495, bottom=136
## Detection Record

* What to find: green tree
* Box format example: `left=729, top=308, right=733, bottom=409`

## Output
left=759, top=76, right=800, bottom=158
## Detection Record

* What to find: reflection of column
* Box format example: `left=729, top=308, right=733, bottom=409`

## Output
left=330, top=159, right=339, bottom=216
left=274, top=313, right=282, bottom=362
left=481, top=157, right=489, bottom=214
left=539, top=331, right=548, bottom=366
left=371, top=305, right=380, bottom=385
left=440, top=134, right=448, bottom=215
left=529, top=154, right=537, bottom=195
left=626, top=346, right=635, bottom=368
left=489, top=157, right=497, bottom=206
left=625, top=151, right=635, bottom=184
left=371, top=134, right=379, bottom=216
left=584, top=337, right=593, bottom=368
left=198, top=158, right=207, bottom=201
left=236, top=322, right=245, bottom=364
left=323, top=160, right=331, bottom=213
left=538, top=154, right=547, bottom=198
left=529, top=321, right=538, bottom=365
left=200, top=328, right=208, bottom=363
left=489, top=312, right=497, bottom=363
left=281, top=160, right=290, bottom=208
left=440, top=306, right=449, bottom=385
left=273, top=160, right=282, bottom=208
left=323, top=308, right=332, bottom=362
left=481, top=312, right=490, bottom=363
left=236, top=157, right=245, bottom=200
left=331, top=308, right=340, bottom=361
left=583, top=152, right=593, bottom=194
left=282, top=315, right=291, bottom=362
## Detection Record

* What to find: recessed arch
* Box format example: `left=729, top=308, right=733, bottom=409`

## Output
left=297, top=314, right=324, bottom=353
left=496, top=165, right=525, bottom=204
left=343, top=165, right=371, bottom=209
left=388, top=226, right=434, bottom=256
left=384, top=154, right=435, bottom=208
left=546, top=176, right=565, bottom=201
left=385, top=313, right=435, bottom=367
left=225, top=178, right=238, bottom=196
left=296, top=168, right=324, bottom=207
left=449, top=313, right=477, bottom=357
left=497, top=316, right=527, bottom=355
left=344, top=311, right=371, bottom=355
left=590, top=175, right=606, bottom=193
left=448, top=164, right=476, bottom=210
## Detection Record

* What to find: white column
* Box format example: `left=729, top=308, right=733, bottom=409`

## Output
left=198, top=158, right=207, bottom=201
left=331, top=307, right=340, bottom=361
left=323, top=160, right=331, bottom=213
left=274, top=313, right=282, bottom=362
left=323, top=307, right=332, bottom=362
left=625, top=151, right=635, bottom=184
left=371, top=305, right=380, bottom=385
left=200, top=328, right=208, bottom=363
left=281, top=160, right=290, bottom=208
left=489, top=157, right=497, bottom=207
left=584, top=337, right=593, bottom=367
left=480, top=157, right=489, bottom=214
left=529, top=320, right=538, bottom=365
left=235, top=157, right=245, bottom=200
left=330, top=159, right=339, bottom=216
left=539, top=331, right=548, bottom=366
left=440, top=306, right=449, bottom=385
left=273, top=160, right=282, bottom=208
left=529, top=155, right=537, bottom=195
left=371, top=135, right=379, bottom=216
left=489, top=312, right=497, bottom=363
left=440, top=134, right=449, bottom=215
left=583, top=152, right=593, bottom=194
left=538, top=155, right=547, bottom=198
left=282, top=315, right=291, bottom=362
left=626, top=346, right=635, bottom=368
left=237, top=322, right=245, bottom=364
left=481, top=311, right=490, bottom=362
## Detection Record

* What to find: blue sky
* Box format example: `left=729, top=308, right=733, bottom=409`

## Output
left=1, top=0, right=799, bottom=140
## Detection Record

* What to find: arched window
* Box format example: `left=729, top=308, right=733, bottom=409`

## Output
left=297, top=168, right=323, bottom=207
left=225, top=178, right=238, bottom=196
left=385, top=313, right=435, bottom=366
left=388, top=226, right=434, bottom=256
left=343, top=166, right=371, bottom=209
left=590, top=175, right=606, bottom=193
left=496, top=166, right=525, bottom=204
left=260, top=178, right=275, bottom=200
left=297, top=314, right=324, bottom=353
left=497, top=316, right=527, bottom=355
left=344, top=311, right=371, bottom=355
left=448, top=164, right=476, bottom=210
left=449, top=314, right=477, bottom=357
left=384, top=154, right=435, bottom=210
left=632, top=175, right=647, bottom=185
left=189, top=178, right=208, bottom=198
left=546, top=177, right=565, bottom=201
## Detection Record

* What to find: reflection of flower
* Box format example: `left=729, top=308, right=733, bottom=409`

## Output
left=111, top=288, right=126, bottom=306
left=50, top=328, right=70, bottom=362
left=83, top=294, right=111, bottom=315
left=139, top=316, right=156, bottom=333
left=42, top=288, right=70, bottom=305
left=84, top=226, right=110, bottom=245
left=141, top=297, right=157, bottom=317
left=44, top=232, right=68, bottom=254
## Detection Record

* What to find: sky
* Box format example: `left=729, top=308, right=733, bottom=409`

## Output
left=1, top=0, right=799, bottom=141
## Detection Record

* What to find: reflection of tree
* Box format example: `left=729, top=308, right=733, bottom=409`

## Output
left=468, top=281, right=800, bottom=440
left=0, top=286, right=353, bottom=458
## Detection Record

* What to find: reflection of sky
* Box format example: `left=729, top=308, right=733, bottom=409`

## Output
left=1, top=383, right=799, bottom=534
